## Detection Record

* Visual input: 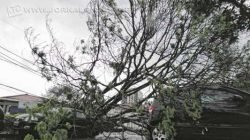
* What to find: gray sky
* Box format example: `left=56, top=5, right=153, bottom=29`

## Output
left=1, top=0, right=249, bottom=98
left=0, top=0, right=90, bottom=97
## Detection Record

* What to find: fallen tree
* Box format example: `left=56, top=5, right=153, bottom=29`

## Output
left=24, top=0, right=250, bottom=139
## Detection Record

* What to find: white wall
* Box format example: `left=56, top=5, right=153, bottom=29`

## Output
left=18, top=101, right=39, bottom=109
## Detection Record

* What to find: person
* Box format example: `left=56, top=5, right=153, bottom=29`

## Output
left=0, top=108, right=4, bottom=131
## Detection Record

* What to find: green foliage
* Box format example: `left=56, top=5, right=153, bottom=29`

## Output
left=26, top=0, right=250, bottom=139
left=24, top=101, right=71, bottom=140
left=159, top=106, right=176, bottom=139
left=24, top=134, right=35, bottom=140
left=231, top=41, right=250, bottom=92
left=4, top=113, right=21, bottom=119
left=184, top=90, right=202, bottom=121
left=52, top=129, right=68, bottom=140
left=153, top=81, right=202, bottom=138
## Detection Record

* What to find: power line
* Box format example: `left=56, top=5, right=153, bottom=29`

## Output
left=0, top=45, right=42, bottom=76
left=0, top=85, right=24, bottom=95
left=0, top=52, right=41, bottom=76
left=0, top=83, right=39, bottom=96
left=0, top=45, right=34, bottom=65
left=0, top=56, right=41, bottom=77
left=0, top=20, right=35, bottom=65
left=0, top=51, right=39, bottom=73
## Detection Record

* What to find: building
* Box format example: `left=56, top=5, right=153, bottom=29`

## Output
left=122, top=91, right=143, bottom=105
left=120, top=92, right=144, bottom=129
left=0, top=94, right=45, bottom=114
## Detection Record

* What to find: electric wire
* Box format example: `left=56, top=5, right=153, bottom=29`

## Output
left=0, top=45, right=34, bottom=65
left=0, top=45, right=42, bottom=76
left=0, top=52, right=39, bottom=73
left=0, top=83, right=39, bottom=96
left=0, top=56, right=41, bottom=77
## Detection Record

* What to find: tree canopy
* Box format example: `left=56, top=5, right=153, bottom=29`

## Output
left=25, top=0, right=250, bottom=139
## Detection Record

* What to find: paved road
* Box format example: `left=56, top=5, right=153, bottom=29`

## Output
left=0, top=131, right=145, bottom=140
left=95, top=132, right=145, bottom=140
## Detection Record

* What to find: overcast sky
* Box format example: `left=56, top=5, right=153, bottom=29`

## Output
left=0, top=0, right=90, bottom=97
left=1, top=0, right=250, bottom=98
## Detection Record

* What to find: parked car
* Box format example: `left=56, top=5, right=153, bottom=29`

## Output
left=12, top=113, right=43, bottom=139
left=12, top=107, right=103, bottom=139
left=149, top=86, right=250, bottom=140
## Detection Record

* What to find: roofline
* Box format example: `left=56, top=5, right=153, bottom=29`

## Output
left=201, top=85, right=250, bottom=96
left=0, top=97, right=19, bottom=102
left=0, top=93, right=46, bottom=99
